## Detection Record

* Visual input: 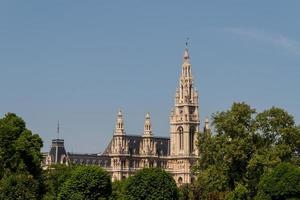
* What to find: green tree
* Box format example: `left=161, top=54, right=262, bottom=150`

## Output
left=110, top=179, right=127, bottom=200
left=179, top=184, right=190, bottom=200
left=124, top=168, right=179, bottom=200
left=0, top=113, right=44, bottom=199
left=0, top=173, right=40, bottom=200
left=226, top=183, right=249, bottom=200
left=255, top=163, right=300, bottom=200
left=58, top=166, right=112, bottom=200
left=194, top=103, right=300, bottom=199
left=43, top=164, right=73, bottom=200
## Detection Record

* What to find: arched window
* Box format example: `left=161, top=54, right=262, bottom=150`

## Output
left=178, top=126, right=184, bottom=150
left=178, top=177, right=183, bottom=185
left=190, top=126, right=195, bottom=154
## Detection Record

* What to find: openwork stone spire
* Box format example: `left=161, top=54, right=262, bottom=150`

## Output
left=170, top=45, right=200, bottom=156
left=114, top=110, right=125, bottom=135
left=143, top=112, right=152, bottom=137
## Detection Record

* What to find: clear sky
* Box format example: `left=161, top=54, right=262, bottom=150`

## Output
left=1, top=1, right=300, bottom=153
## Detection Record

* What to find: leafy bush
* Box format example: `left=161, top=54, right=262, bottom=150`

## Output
left=58, top=166, right=112, bottom=200
left=124, top=168, right=179, bottom=200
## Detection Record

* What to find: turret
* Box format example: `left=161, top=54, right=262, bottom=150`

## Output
left=143, top=112, right=152, bottom=137
left=111, top=110, right=127, bottom=154
left=114, top=110, right=125, bottom=135
left=141, top=112, right=155, bottom=155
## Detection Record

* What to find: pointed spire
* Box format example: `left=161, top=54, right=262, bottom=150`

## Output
left=118, top=110, right=122, bottom=117
left=114, top=110, right=125, bottom=135
left=183, top=47, right=190, bottom=61
left=143, top=112, right=152, bottom=137
left=183, top=38, right=190, bottom=62
left=181, top=43, right=192, bottom=78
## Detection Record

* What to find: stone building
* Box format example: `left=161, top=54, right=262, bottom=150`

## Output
left=43, top=46, right=208, bottom=185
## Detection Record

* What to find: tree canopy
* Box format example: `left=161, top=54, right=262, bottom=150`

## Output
left=0, top=113, right=44, bottom=200
left=195, top=102, right=300, bottom=199
left=58, top=166, right=112, bottom=200
left=124, top=168, right=179, bottom=200
left=43, top=164, right=74, bottom=200
left=255, top=162, right=300, bottom=200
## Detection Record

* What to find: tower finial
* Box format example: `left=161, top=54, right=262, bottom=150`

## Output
left=185, top=37, right=189, bottom=48
left=57, top=120, right=60, bottom=139
left=183, top=38, right=190, bottom=61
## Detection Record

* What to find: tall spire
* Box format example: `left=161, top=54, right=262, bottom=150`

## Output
left=143, top=112, right=152, bottom=137
left=170, top=43, right=200, bottom=156
left=182, top=46, right=192, bottom=78
left=177, top=44, right=196, bottom=104
left=114, top=110, right=125, bottom=135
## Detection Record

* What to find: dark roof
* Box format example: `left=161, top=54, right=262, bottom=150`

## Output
left=103, top=135, right=170, bottom=156
left=68, top=153, right=111, bottom=167
left=49, top=139, right=67, bottom=162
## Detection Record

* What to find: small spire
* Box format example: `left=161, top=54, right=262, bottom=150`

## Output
left=144, top=112, right=152, bottom=136
left=115, top=110, right=125, bottom=135
left=118, top=110, right=122, bottom=117
left=183, top=48, right=189, bottom=60
left=146, top=112, right=150, bottom=119
left=57, top=120, right=60, bottom=139
left=184, top=38, right=190, bottom=61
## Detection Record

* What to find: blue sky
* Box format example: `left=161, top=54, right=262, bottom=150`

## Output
left=1, top=1, right=300, bottom=153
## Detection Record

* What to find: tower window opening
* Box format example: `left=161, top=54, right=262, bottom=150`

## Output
left=190, top=126, right=195, bottom=153
left=178, top=126, right=184, bottom=150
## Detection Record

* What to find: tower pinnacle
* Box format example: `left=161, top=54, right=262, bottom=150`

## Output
left=143, top=112, right=152, bottom=137
left=183, top=48, right=190, bottom=62
left=184, top=38, right=190, bottom=62
left=114, top=110, right=125, bottom=135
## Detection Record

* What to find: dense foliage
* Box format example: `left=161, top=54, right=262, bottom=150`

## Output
left=124, top=168, right=179, bottom=200
left=58, top=166, right=112, bottom=200
left=0, top=113, right=44, bottom=200
left=110, top=179, right=127, bottom=200
left=255, top=162, right=300, bottom=200
left=43, top=164, right=73, bottom=200
left=0, top=173, right=40, bottom=200
left=195, top=102, right=300, bottom=199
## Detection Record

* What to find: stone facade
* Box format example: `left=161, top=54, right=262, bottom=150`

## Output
left=43, top=46, right=207, bottom=185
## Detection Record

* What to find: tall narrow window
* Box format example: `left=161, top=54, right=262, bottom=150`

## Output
left=190, top=126, right=195, bottom=153
left=178, top=126, right=183, bottom=150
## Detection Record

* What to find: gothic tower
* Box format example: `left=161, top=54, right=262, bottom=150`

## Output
left=140, top=113, right=156, bottom=156
left=111, top=110, right=129, bottom=181
left=170, top=46, right=200, bottom=156
left=111, top=110, right=128, bottom=154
